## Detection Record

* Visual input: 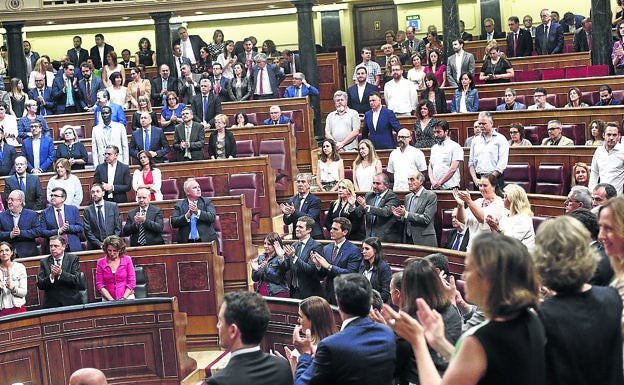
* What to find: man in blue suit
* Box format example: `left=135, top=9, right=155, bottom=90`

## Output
left=129, top=112, right=170, bottom=163
left=535, top=9, right=564, bottom=55
left=347, top=67, right=377, bottom=115
left=28, top=73, right=55, bottom=116
left=82, top=183, right=122, bottom=249
left=0, top=126, right=18, bottom=176
left=263, top=105, right=293, bottom=129
left=77, top=62, right=105, bottom=112
left=67, top=36, right=89, bottom=67
left=210, top=62, right=230, bottom=102
left=251, top=53, right=285, bottom=99
left=21, top=121, right=55, bottom=173
left=4, top=156, right=44, bottom=210
left=51, top=62, right=80, bottom=114
left=41, top=187, right=83, bottom=252
left=281, top=173, right=323, bottom=239
left=312, top=217, right=362, bottom=305
left=496, top=88, right=527, bottom=111
left=93, top=90, right=126, bottom=126
left=363, top=91, right=402, bottom=150
left=171, top=178, right=218, bottom=246
left=294, top=273, right=395, bottom=385
left=0, top=190, right=42, bottom=258
left=283, top=72, right=319, bottom=99
left=286, top=216, right=324, bottom=299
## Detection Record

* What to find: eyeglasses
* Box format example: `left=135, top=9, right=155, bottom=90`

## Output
left=397, top=135, right=410, bottom=139
left=50, top=194, right=64, bottom=198
left=534, top=94, right=545, bottom=97
left=509, top=130, right=519, bottom=134
left=504, top=94, right=514, bottom=97
left=547, top=127, right=559, bottom=131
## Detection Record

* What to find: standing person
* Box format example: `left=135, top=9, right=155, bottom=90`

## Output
left=352, top=139, right=383, bottom=192
left=451, top=72, right=479, bottom=113
left=0, top=126, right=18, bottom=176
left=486, top=183, right=535, bottom=251
left=55, top=125, right=88, bottom=170
left=91, top=106, right=129, bottom=167
left=131, top=95, right=158, bottom=131
left=392, top=171, right=438, bottom=247
left=316, top=139, right=344, bottom=192
left=385, top=63, right=418, bottom=116
left=21, top=120, right=55, bottom=175
left=506, top=16, right=533, bottom=57
left=359, top=237, right=392, bottom=303
left=227, top=62, right=253, bottom=101
left=325, top=90, right=360, bottom=152
left=129, top=112, right=170, bottom=164
left=67, top=36, right=89, bottom=67
left=0, top=190, right=41, bottom=257
left=0, top=242, right=27, bottom=316
left=101, top=51, right=125, bottom=88
left=286, top=216, right=324, bottom=299
left=41, top=186, right=84, bottom=252
left=421, top=73, right=447, bottom=114
left=354, top=173, right=401, bottom=242
left=51, top=62, right=79, bottom=114
left=614, top=21, right=624, bottom=75
left=446, top=39, right=475, bottom=88
left=135, top=37, right=156, bottom=67
left=251, top=232, right=291, bottom=297
left=429, top=119, right=463, bottom=190
left=151, top=64, right=179, bottom=108
left=352, top=47, right=382, bottom=87
left=468, top=111, right=509, bottom=190
left=413, top=99, right=438, bottom=148
left=173, top=107, right=205, bottom=161
left=363, top=91, right=402, bottom=150
left=8, top=77, right=26, bottom=116
left=535, top=9, right=564, bottom=55
left=131, top=150, right=162, bottom=201
left=82, top=183, right=122, bottom=249
left=191, top=78, right=221, bottom=129
left=18, top=99, right=50, bottom=139
left=251, top=53, right=285, bottom=100
left=387, top=128, right=427, bottom=191
left=207, top=114, right=237, bottom=159
left=89, top=33, right=115, bottom=69
left=4, top=156, right=44, bottom=210
left=424, top=50, right=446, bottom=88
left=47, top=158, right=83, bottom=207
left=217, top=40, right=236, bottom=79
left=28, top=72, right=54, bottom=116
left=96, top=235, right=136, bottom=301
left=325, top=179, right=364, bottom=241
left=126, top=67, right=151, bottom=110
left=93, top=145, right=131, bottom=203
left=347, top=67, right=377, bottom=115
left=206, top=292, right=293, bottom=385
left=401, top=25, right=425, bottom=59
left=281, top=173, right=323, bottom=240
left=171, top=178, right=218, bottom=246
left=406, top=53, right=426, bottom=92
left=123, top=187, right=164, bottom=246
left=36, top=236, right=83, bottom=308
left=479, top=41, right=514, bottom=83
left=589, top=121, right=624, bottom=195
left=173, top=26, right=207, bottom=65
left=283, top=72, right=319, bottom=99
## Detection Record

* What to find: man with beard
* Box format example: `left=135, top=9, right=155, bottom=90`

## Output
left=324, top=90, right=360, bottom=151
left=383, top=64, right=418, bottom=116
left=386, top=128, right=426, bottom=191
left=428, top=119, right=464, bottom=190
left=446, top=39, right=475, bottom=88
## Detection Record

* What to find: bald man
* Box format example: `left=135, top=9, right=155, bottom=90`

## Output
left=69, top=368, right=107, bottom=385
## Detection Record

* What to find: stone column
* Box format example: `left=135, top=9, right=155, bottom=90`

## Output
left=292, top=0, right=322, bottom=140
left=442, top=0, right=460, bottom=60
left=3, top=21, right=26, bottom=86
left=591, top=0, right=611, bottom=66
left=150, top=12, right=173, bottom=70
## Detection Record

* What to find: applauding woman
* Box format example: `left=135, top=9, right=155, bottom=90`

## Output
left=0, top=242, right=27, bottom=315
left=132, top=150, right=162, bottom=201
left=251, top=232, right=290, bottom=297
left=325, top=179, right=364, bottom=240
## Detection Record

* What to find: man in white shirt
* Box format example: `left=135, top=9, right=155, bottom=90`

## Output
left=429, top=120, right=464, bottom=190
left=468, top=111, right=509, bottom=190
left=387, top=128, right=427, bottom=191
left=173, top=26, right=207, bottom=65
left=589, top=122, right=624, bottom=195
left=384, top=64, right=418, bottom=116
left=325, top=90, right=360, bottom=151
left=527, top=87, right=556, bottom=110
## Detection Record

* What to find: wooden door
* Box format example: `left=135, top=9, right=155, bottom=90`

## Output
left=353, top=3, right=398, bottom=62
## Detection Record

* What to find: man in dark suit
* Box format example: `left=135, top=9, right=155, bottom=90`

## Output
left=401, top=26, right=425, bottom=59
left=123, top=188, right=164, bottom=246
left=281, top=173, right=323, bottom=239
left=506, top=16, right=533, bottom=57
left=173, top=26, right=207, bottom=65
left=93, top=144, right=131, bottom=203
left=82, top=183, right=122, bottom=249
left=459, top=20, right=473, bottom=41
left=171, top=44, right=192, bottom=79
left=0, top=126, right=18, bottom=176
left=210, top=62, right=230, bottom=102
left=251, top=53, right=285, bottom=99
left=573, top=18, right=592, bottom=53
left=280, top=49, right=301, bottom=75
left=171, top=178, right=218, bottom=246
left=129, top=112, right=171, bottom=163
left=237, top=38, right=257, bottom=77
left=392, top=171, right=438, bottom=247
left=312, top=217, right=362, bottom=305
left=23, top=40, right=40, bottom=76
left=263, top=105, right=293, bottom=128
left=191, top=79, right=222, bottom=129
left=21, top=120, right=55, bottom=173
left=51, top=62, right=80, bottom=114
left=67, top=36, right=89, bottom=67
left=173, top=107, right=205, bottom=161
left=283, top=72, right=319, bottom=99
left=534, top=9, right=564, bottom=55
left=355, top=172, right=401, bottom=243
left=362, top=91, right=402, bottom=150
left=151, top=64, right=180, bottom=107
left=294, top=274, right=395, bottom=385
left=119, top=49, right=137, bottom=69
left=347, top=67, right=377, bottom=115
left=4, top=156, right=43, bottom=210
left=205, top=292, right=293, bottom=385
left=41, top=187, right=83, bottom=252
left=77, top=62, right=105, bottom=112
left=286, top=216, right=324, bottom=299
left=89, top=33, right=114, bottom=70
left=178, top=63, right=201, bottom=105
left=446, top=39, right=476, bottom=88
left=0, top=190, right=41, bottom=258
left=444, top=208, right=470, bottom=251
left=479, top=17, right=506, bottom=40
left=36, top=236, right=83, bottom=308
left=28, top=73, right=55, bottom=116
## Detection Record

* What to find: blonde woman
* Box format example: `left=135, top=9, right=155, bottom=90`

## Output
left=47, top=158, right=83, bottom=206
left=486, top=183, right=535, bottom=250
left=324, top=179, right=364, bottom=240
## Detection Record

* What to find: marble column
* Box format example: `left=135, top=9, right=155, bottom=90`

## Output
left=2, top=21, right=26, bottom=86
left=292, top=0, right=322, bottom=140
left=150, top=12, right=173, bottom=70
left=591, top=0, right=611, bottom=66
left=441, top=0, right=460, bottom=61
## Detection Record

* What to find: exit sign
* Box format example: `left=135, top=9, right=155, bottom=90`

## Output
left=406, top=15, right=421, bottom=30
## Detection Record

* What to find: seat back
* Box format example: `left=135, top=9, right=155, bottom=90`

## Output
left=535, top=164, right=568, bottom=196
left=590, top=64, right=610, bottom=76
left=236, top=140, right=255, bottom=158
left=561, top=123, right=584, bottom=145
left=161, top=179, right=180, bottom=200
left=514, top=70, right=540, bottom=82
left=540, top=68, right=565, bottom=80
left=59, top=125, right=85, bottom=139
left=477, top=97, right=498, bottom=112
left=565, top=66, right=588, bottom=79
left=134, top=265, right=148, bottom=299
left=504, top=163, right=534, bottom=193
left=228, top=173, right=260, bottom=211
left=195, top=176, right=216, bottom=197
left=259, top=139, right=288, bottom=174
left=78, top=271, right=88, bottom=304
left=521, top=126, right=540, bottom=145
left=532, top=216, right=548, bottom=233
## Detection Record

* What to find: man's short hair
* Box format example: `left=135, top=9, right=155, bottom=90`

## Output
left=297, top=215, right=315, bottom=230
left=50, top=234, right=67, bottom=246
left=183, top=177, right=198, bottom=193
left=360, top=46, right=372, bottom=54
left=599, top=85, right=612, bottom=93
left=212, top=62, right=222, bottom=70
left=95, top=33, right=104, bottom=39
left=547, top=119, right=562, bottom=128
left=296, top=173, right=313, bottom=184
left=566, top=208, right=599, bottom=239
left=356, top=66, right=368, bottom=74
left=106, top=144, right=120, bottom=154
left=453, top=38, right=465, bottom=46
left=10, top=189, right=25, bottom=203
left=334, top=273, right=372, bottom=317
left=534, top=87, right=548, bottom=95
left=434, top=119, right=449, bottom=131
left=101, top=105, right=112, bottom=113
left=505, top=87, right=517, bottom=96
left=478, top=110, right=493, bottom=124
left=390, top=271, right=402, bottom=291
left=333, top=217, right=352, bottom=234
left=333, top=90, right=348, bottom=100
left=122, top=48, right=131, bottom=55
left=483, top=17, right=495, bottom=25
left=570, top=186, right=592, bottom=208
left=424, top=253, right=450, bottom=276
left=595, top=183, right=617, bottom=199
left=254, top=53, right=268, bottom=62
left=508, top=16, right=520, bottom=24
left=51, top=187, right=67, bottom=199
left=222, top=291, right=270, bottom=345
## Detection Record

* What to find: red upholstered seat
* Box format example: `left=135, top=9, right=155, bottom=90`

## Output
left=478, top=97, right=498, bottom=112
left=161, top=179, right=180, bottom=200
left=565, top=66, right=588, bottom=79
left=535, top=164, right=568, bottom=196
left=228, top=173, right=261, bottom=231
left=194, top=176, right=216, bottom=197
left=236, top=140, right=255, bottom=158
left=540, top=68, right=565, bottom=81
left=589, top=64, right=609, bottom=77
left=259, top=139, right=289, bottom=191
left=514, top=70, right=540, bottom=82
left=504, top=163, right=535, bottom=193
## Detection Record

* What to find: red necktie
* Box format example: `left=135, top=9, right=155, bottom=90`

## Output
left=258, top=69, right=264, bottom=94
left=513, top=34, right=518, bottom=56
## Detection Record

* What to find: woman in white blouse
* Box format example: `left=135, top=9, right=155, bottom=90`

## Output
left=47, top=158, right=83, bottom=206
left=486, top=183, right=535, bottom=251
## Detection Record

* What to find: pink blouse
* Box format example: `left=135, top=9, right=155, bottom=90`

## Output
left=96, top=255, right=136, bottom=300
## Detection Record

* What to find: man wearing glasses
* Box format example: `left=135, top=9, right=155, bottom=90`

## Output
left=387, top=128, right=426, bottom=191
left=496, top=88, right=527, bottom=110
left=528, top=87, right=556, bottom=110
left=28, top=73, right=54, bottom=116
left=40, top=187, right=83, bottom=252
left=542, top=120, right=573, bottom=146
left=468, top=111, right=509, bottom=190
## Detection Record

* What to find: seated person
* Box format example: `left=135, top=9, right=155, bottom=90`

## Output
left=496, top=88, right=526, bottom=110
left=542, top=119, right=574, bottom=146
left=479, top=41, right=513, bottom=83
left=528, top=87, right=556, bottom=110
left=595, top=85, right=623, bottom=106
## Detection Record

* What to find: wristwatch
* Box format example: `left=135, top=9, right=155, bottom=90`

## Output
left=327, top=265, right=333, bottom=271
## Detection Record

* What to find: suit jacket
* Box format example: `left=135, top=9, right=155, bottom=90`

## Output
left=93, top=102, right=127, bottom=126
left=496, top=101, right=527, bottom=111
left=205, top=350, right=293, bottom=385
left=210, top=77, right=230, bottom=102
left=93, top=162, right=132, bottom=203
left=191, top=92, right=222, bottom=127
left=36, top=252, right=83, bottom=308
left=26, top=52, right=40, bottom=72
left=347, top=83, right=377, bottom=115
left=479, top=31, right=506, bottom=40
left=89, top=43, right=115, bottom=69
left=362, top=107, right=401, bottom=150
left=446, top=52, right=476, bottom=88
left=284, top=84, right=319, bottom=98
left=171, top=197, right=218, bottom=245
left=281, top=54, right=302, bottom=75
left=541, top=135, right=574, bottom=146
left=173, top=36, right=208, bottom=64
left=91, top=121, right=129, bottom=166
left=171, top=55, right=192, bottom=79
left=67, top=47, right=89, bottom=67
left=589, top=242, right=614, bottom=286
left=123, top=205, right=164, bottom=246
left=420, top=88, right=447, bottom=114
left=83, top=200, right=122, bottom=249
left=358, top=260, right=392, bottom=302
left=178, top=73, right=202, bottom=105
left=41, top=204, right=83, bottom=252
left=77, top=76, right=105, bottom=109
left=4, top=173, right=44, bottom=210
left=460, top=31, right=473, bottom=42
left=51, top=75, right=80, bottom=114
left=354, top=190, right=401, bottom=243
left=0, top=143, right=18, bottom=175
left=173, top=122, right=205, bottom=161
left=283, top=193, right=323, bottom=239
left=129, top=126, right=171, bottom=163
left=506, top=29, right=534, bottom=57
left=325, top=200, right=365, bottom=241
left=119, top=60, right=137, bottom=68
left=295, top=316, right=395, bottom=385
left=289, top=237, right=324, bottom=299
left=573, top=27, right=591, bottom=52
left=150, top=76, right=181, bottom=106
left=401, top=189, right=438, bottom=247
left=318, top=240, right=362, bottom=304
left=21, top=135, right=56, bottom=172
left=227, top=76, right=253, bottom=101
left=444, top=228, right=470, bottom=252
left=251, top=64, right=285, bottom=98
left=27, top=87, right=55, bottom=115
left=263, top=116, right=292, bottom=126
left=0, top=208, right=41, bottom=258
left=534, top=22, right=564, bottom=55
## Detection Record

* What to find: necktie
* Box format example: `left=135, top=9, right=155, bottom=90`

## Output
left=295, top=242, right=303, bottom=258
left=86, top=80, right=91, bottom=105
left=452, top=233, right=463, bottom=250
left=588, top=33, right=592, bottom=51
left=66, top=79, right=74, bottom=106
left=138, top=208, right=147, bottom=245
left=178, top=57, right=183, bottom=77
left=0, top=144, right=3, bottom=162
left=203, top=96, right=208, bottom=121
left=162, top=78, right=168, bottom=105
left=19, top=176, right=24, bottom=191
left=55, top=258, right=61, bottom=266
left=258, top=68, right=264, bottom=94
left=214, top=79, right=220, bottom=95
left=370, top=194, right=381, bottom=235
left=97, top=205, right=105, bottom=235
left=57, top=208, right=69, bottom=243
left=331, top=245, right=338, bottom=263
left=190, top=212, right=199, bottom=240
left=144, top=129, right=150, bottom=151
left=542, top=26, right=549, bottom=54
left=297, top=87, right=301, bottom=97
left=292, top=242, right=303, bottom=288
left=513, top=34, right=518, bottom=56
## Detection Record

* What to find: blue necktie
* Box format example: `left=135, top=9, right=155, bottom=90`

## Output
left=97, top=205, right=106, bottom=235
left=452, top=233, right=463, bottom=250
left=162, top=78, right=168, bottom=105
left=370, top=194, right=381, bottom=236
left=144, top=129, right=151, bottom=151
left=203, top=96, right=208, bottom=121
left=190, top=214, right=199, bottom=240
left=19, top=176, right=24, bottom=191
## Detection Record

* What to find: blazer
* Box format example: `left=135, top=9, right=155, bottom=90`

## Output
left=420, top=88, right=447, bottom=114
left=506, top=29, right=534, bottom=57
left=358, top=260, right=392, bottom=303
left=191, top=92, right=222, bottom=127
left=460, top=31, right=473, bottom=42
left=283, top=193, right=323, bottom=239
left=445, top=52, right=476, bottom=88
left=36, top=253, right=83, bottom=308
left=21, top=136, right=56, bottom=172
left=89, top=43, right=115, bottom=69
left=479, top=31, right=506, bottom=40
left=251, top=253, right=291, bottom=296
left=227, top=77, right=253, bottom=101
left=283, top=84, right=319, bottom=98
left=362, top=107, right=402, bottom=150
left=496, top=101, right=527, bottom=111
left=0, top=143, right=18, bottom=175
left=173, top=35, right=208, bottom=64
left=91, top=121, right=129, bottom=166
left=210, top=77, right=230, bottom=102
left=318, top=240, right=362, bottom=304
left=150, top=76, right=181, bottom=106
left=93, top=162, right=132, bottom=203
left=251, top=63, right=285, bottom=98
left=451, top=88, right=479, bottom=113
left=281, top=53, right=302, bottom=75
left=4, top=173, right=44, bottom=210
left=173, top=122, right=205, bottom=161
left=295, top=316, right=396, bottom=385
left=27, top=87, right=55, bottom=116
left=207, top=129, right=237, bottom=159
left=205, top=350, right=293, bottom=385
left=573, top=28, right=591, bottom=52
left=289, top=237, right=324, bottom=299
left=171, top=196, right=218, bottom=244
left=51, top=75, right=80, bottom=114
left=119, top=60, right=137, bottom=68
left=77, top=77, right=105, bottom=109
left=325, top=200, right=365, bottom=241
left=354, top=190, right=402, bottom=243
left=263, top=116, right=292, bottom=126
left=67, top=47, right=89, bottom=67
left=0, top=208, right=41, bottom=258
left=129, top=126, right=171, bottom=163
left=401, top=189, right=438, bottom=247
left=26, top=52, right=40, bottom=71
left=347, top=83, right=377, bottom=115
left=444, top=228, right=470, bottom=252
left=83, top=201, right=122, bottom=249
left=131, top=111, right=159, bottom=132
left=41, top=204, right=83, bottom=252
left=122, top=204, right=165, bottom=246
left=534, top=22, right=564, bottom=55
left=178, top=73, right=201, bottom=105
left=93, top=102, right=127, bottom=126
